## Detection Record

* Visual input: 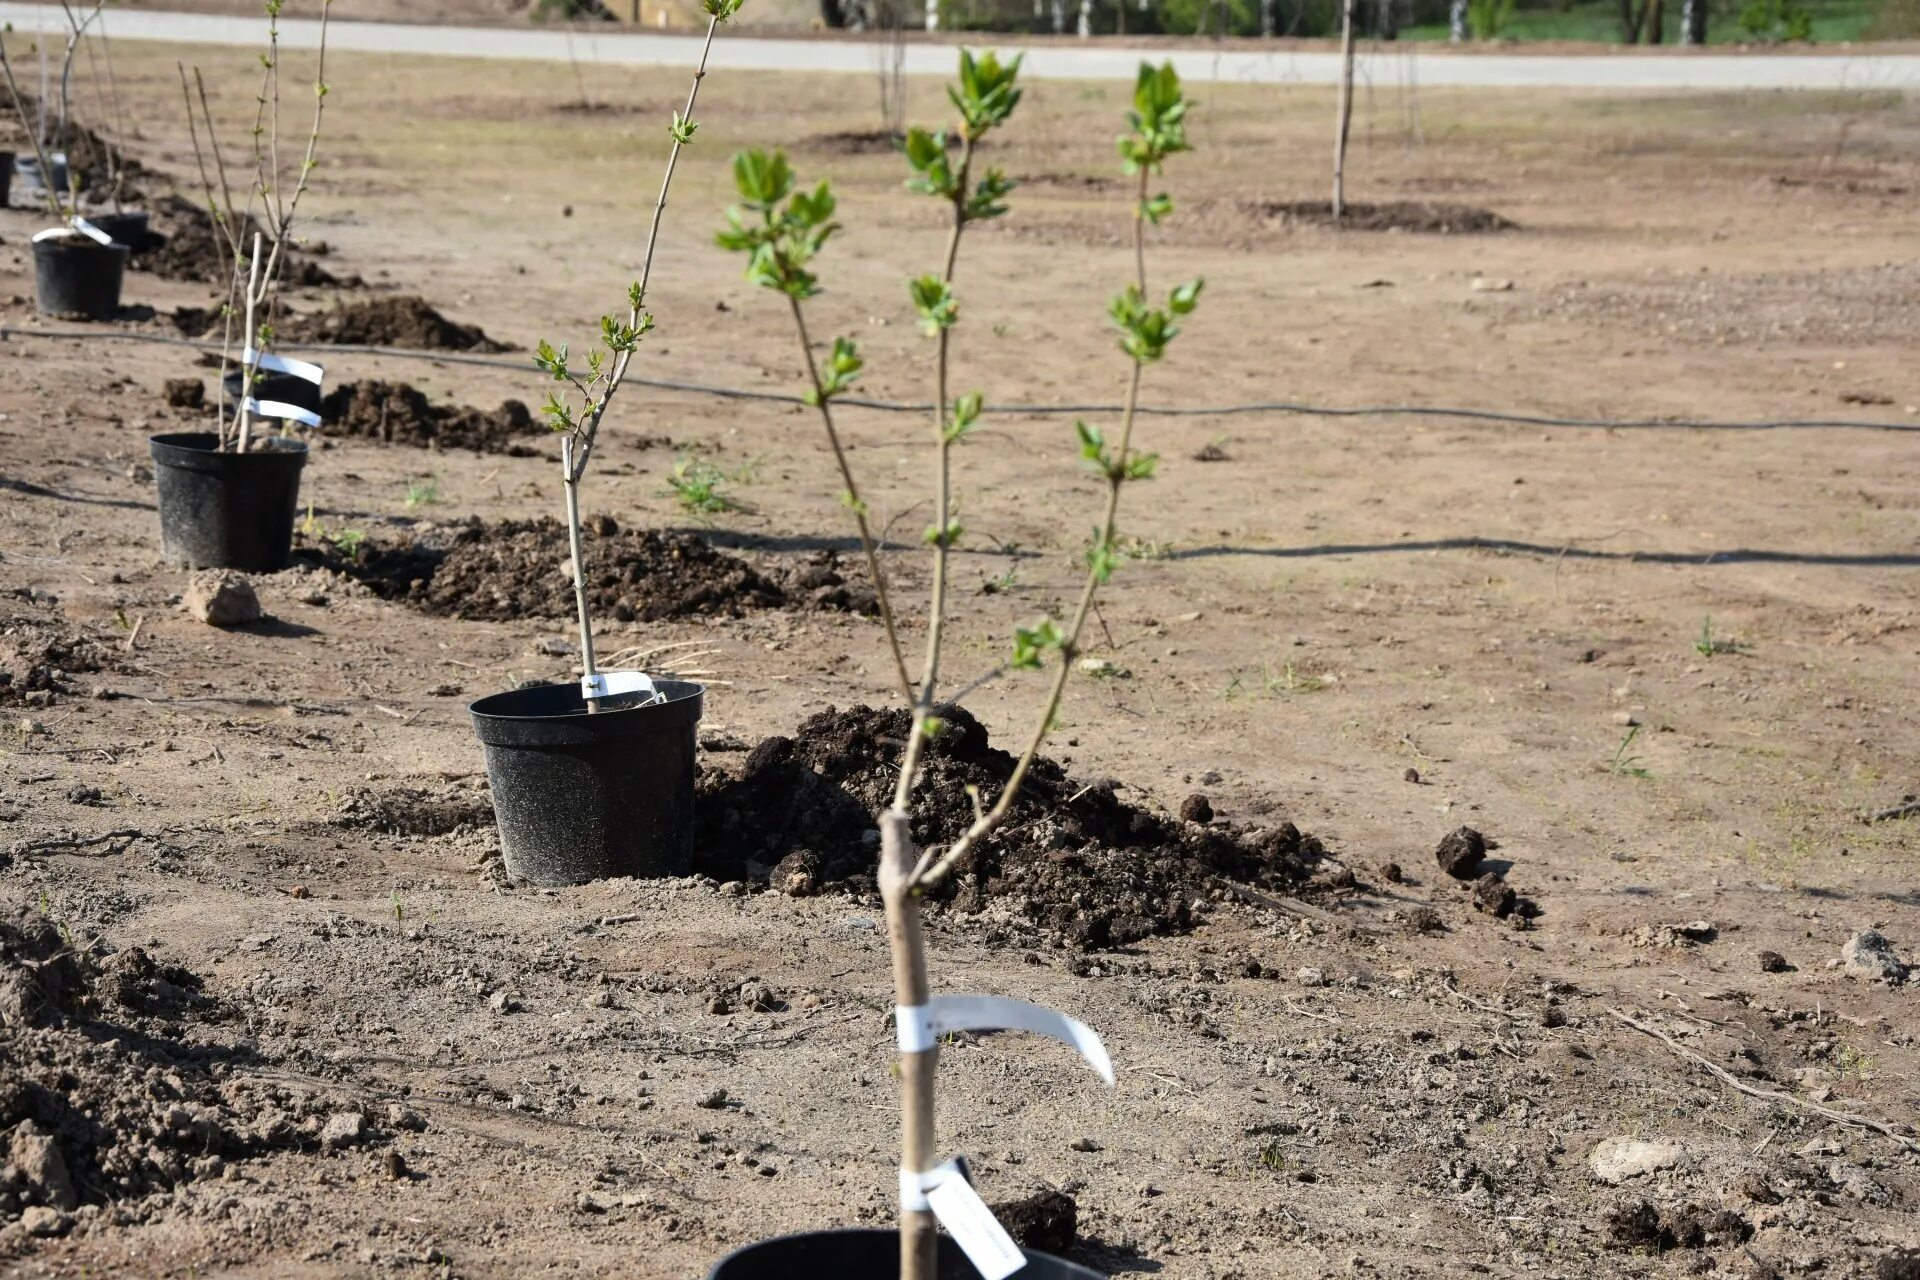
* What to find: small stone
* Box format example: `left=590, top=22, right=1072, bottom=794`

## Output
left=1068, top=1136, right=1101, bottom=1153
left=65, top=784, right=102, bottom=805
left=1756, top=949, right=1791, bottom=974
left=738, top=982, right=782, bottom=1013
left=487, top=990, right=519, bottom=1014
left=1179, top=793, right=1213, bottom=825
left=319, top=1112, right=367, bottom=1151
left=696, top=1088, right=730, bottom=1110
left=9, top=1120, right=78, bottom=1210
left=1470, top=276, right=1515, bottom=292
left=1381, top=861, right=1403, bottom=884
left=183, top=571, right=262, bottom=627
left=1295, top=966, right=1328, bottom=988
left=1841, top=929, right=1908, bottom=983
left=770, top=849, right=822, bottom=897
left=1434, top=826, right=1486, bottom=879
left=385, top=1104, right=427, bottom=1132
left=164, top=378, right=206, bottom=410
left=382, top=1150, right=408, bottom=1181
left=1405, top=906, right=1444, bottom=934
left=1589, top=1136, right=1682, bottom=1185
left=1403, top=768, right=1420, bottom=784
left=585, top=989, right=614, bottom=1009
left=19, top=1205, right=72, bottom=1237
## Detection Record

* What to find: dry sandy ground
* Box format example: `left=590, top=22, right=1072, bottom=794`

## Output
left=1, top=38, right=1918, bottom=1280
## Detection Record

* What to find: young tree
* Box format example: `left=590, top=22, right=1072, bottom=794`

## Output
left=721, top=56, right=1201, bottom=1280
left=533, top=0, right=744, bottom=711
left=1333, top=0, right=1357, bottom=218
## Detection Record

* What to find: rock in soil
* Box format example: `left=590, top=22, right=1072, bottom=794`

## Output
left=183, top=571, right=263, bottom=627
left=1842, top=928, right=1909, bottom=982
left=318, top=380, right=546, bottom=455
left=1589, top=1135, right=1682, bottom=1185
left=1434, top=826, right=1486, bottom=879
left=694, top=703, right=1322, bottom=950
left=1756, top=948, right=1792, bottom=973
left=989, top=1188, right=1076, bottom=1254
left=284, top=295, right=505, bottom=352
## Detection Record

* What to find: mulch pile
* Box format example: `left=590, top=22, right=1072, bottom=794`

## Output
left=1254, top=200, right=1516, bottom=234
left=284, top=296, right=506, bottom=352
left=318, top=380, right=543, bottom=455
left=694, top=704, right=1322, bottom=949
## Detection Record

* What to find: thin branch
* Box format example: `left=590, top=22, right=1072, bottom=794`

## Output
left=910, top=165, right=1155, bottom=893
left=786, top=294, right=913, bottom=703
left=1609, top=1007, right=1920, bottom=1155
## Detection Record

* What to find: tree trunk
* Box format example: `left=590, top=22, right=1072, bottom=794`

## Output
left=1681, top=0, right=1706, bottom=41
left=924, top=0, right=939, bottom=31
left=1448, top=0, right=1467, bottom=41
left=1050, top=0, right=1065, bottom=31
left=1261, top=0, right=1275, bottom=36
left=1618, top=0, right=1643, bottom=41
left=1333, top=0, right=1357, bottom=219
left=1643, top=0, right=1664, bottom=42
left=1078, top=0, right=1092, bottom=35
left=880, top=812, right=939, bottom=1280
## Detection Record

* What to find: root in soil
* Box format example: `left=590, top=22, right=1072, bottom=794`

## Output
left=1254, top=200, right=1517, bottom=235
left=694, top=703, right=1323, bottom=950
left=307, top=518, right=872, bottom=623
left=318, top=380, right=543, bottom=455
left=284, top=295, right=507, bottom=352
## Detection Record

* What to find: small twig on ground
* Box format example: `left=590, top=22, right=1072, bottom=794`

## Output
left=1862, top=798, right=1920, bottom=824
left=1609, top=1007, right=1920, bottom=1155
left=1224, top=883, right=1380, bottom=937
left=12, top=828, right=147, bottom=856
left=1443, top=978, right=1528, bottom=1022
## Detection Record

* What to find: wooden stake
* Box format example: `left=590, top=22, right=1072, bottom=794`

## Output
left=880, top=808, right=938, bottom=1280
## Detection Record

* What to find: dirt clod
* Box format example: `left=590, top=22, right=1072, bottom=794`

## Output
left=990, top=1188, right=1076, bottom=1254
left=695, top=704, right=1321, bottom=950
left=183, top=571, right=262, bottom=627
left=285, top=295, right=506, bottom=352
left=135, top=194, right=343, bottom=287
left=164, top=378, right=206, bottom=410
left=319, top=380, right=543, bottom=455
left=1180, top=793, right=1214, bottom=824
left=1471, top=872, right=1516, bottom=918
left=1756, top=949, right=1791, bottom=973
left=1435, top=826, right=1486, bottom=879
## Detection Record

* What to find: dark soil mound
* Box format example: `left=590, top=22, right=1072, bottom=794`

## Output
left=285, top=295, right=506, bottom=352
left=694, top=704, right=1321, bottom=949
left=7, top=94, right=153, bottom=205
left=134, top=194, right=343, bottom=288
left=1254, top=200, right=1516, bottom=235
left=803, top=129, right=907, bottom=155
left=319, top=380, right=543, bottom=455
left=332, top=781, right=493, bottom=837
left=309, top=518, right=867, bottom=623
left=0, top=907, right=367, bottom=1229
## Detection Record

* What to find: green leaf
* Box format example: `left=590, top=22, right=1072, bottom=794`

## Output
left=817, top=335, right=864, bottom=399
left=1011, top=617, right=1065, bottom=670
left=1124, top=452, right=1160, bottom=481
left=924, top=518, right=964, bottom=548
left=909, top=275, right=958, bottom=335
left=1074, top=419, right=1106, bottom=465
left=1168, top=277, right=1205, bottom=315
left=945, top=390, right=983, bottom=443
left=670, top=111, right=698, bottom=145
left=731, top=149, right=795, bottom=209
left=1085, top=532, right=1121, bottom=584
left=1140, top=192, right=1174, bottom=225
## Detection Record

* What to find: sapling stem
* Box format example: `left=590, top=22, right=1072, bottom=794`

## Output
left=878, top=808, right=939, bottom=1280
left=533, top=0, right=740, bottom=708
left=237, top=231, right=262, bottom=454
left=561, top=437, right=602, bottom=713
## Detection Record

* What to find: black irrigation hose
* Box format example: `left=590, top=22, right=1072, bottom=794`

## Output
left=7, top=324, right=1917, bottom=434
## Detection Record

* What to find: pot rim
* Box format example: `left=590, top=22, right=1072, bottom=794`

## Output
left=469, top=678, right=704, bottom=747
left=149, top=430, right=309, bottom=459
left=705, top=1227, right=1102, bottom=1279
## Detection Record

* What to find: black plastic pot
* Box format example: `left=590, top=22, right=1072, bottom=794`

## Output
left=469, top=679, right=703, bottom=886
left=148, top=431, right=309, bottom=573
left=13, top=152, right=69, bottom=200
left=0, top=152, right=13, bottom=209
left=221, top=368, right=325, bottom=422
left=709, top=1230, right=1103, bottom=1280
left=87, top=209, right=160, bottom=255
left=33, top=236, right=129, bottom=321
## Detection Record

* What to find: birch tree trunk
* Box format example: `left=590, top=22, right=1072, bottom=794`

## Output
left=1448, top=0, right=1467, bottom=41
left=1333, top=0, right=1357, bottom=219
left=1681, top=0, right=1707, bottom=42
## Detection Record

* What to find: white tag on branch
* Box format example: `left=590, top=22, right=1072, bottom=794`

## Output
left=242, top=398, right=322, bottom=429
left=895, top=994, right=1114, bottom=1085
left=581, top=670, right=661, bottom=704
left=70, top=217, right=115, bottom=246
left=899, top=1160, right=1026, bottom=1280
left=242, top=347, right=326, bottom=386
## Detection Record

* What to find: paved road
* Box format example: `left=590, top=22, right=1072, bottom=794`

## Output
left=2, top=2, right=1916, bottom=88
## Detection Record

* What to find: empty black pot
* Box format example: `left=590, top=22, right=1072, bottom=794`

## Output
left=221, top=368, right=324, bottom=421
left=33, top=236, right=130, bottom=321
left=87, top=209, right=161, bottom=255
left=148, top=431, right=308, bottom=572
left=469, top=679, right=704, bottom=886
left=0, top=152, right=13, bottom=209
left=13, top=152, right=69, bottom=201
left=709, top=1230, right=1103, bottom=1280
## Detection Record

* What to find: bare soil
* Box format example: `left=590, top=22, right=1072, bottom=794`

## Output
left=1251, top=199, right=1518, bottom=234
left=1, top=43, right=1917, bottom=1280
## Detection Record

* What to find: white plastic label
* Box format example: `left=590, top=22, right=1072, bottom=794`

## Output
left=32, top=220, right=113, bottom=246
left=896, top=994, right=1114, bottom=1085
left=582, top=670, right=660, bottom=704
left=243, top=347, right=325, bottom=386
left=899, top=1160, right=1026, bottom=1280
left=242, top=397, right=322, bottom=429
left=71, top=217, right=114, bottom=246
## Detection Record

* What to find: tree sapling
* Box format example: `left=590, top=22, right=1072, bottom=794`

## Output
left=533, top=0, right=743, bottom=714
left=720, top=55, right=1203, bottom=1280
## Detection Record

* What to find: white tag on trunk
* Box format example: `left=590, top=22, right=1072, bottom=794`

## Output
left=242, top=397, right=322, bottom=429
left=925, top=1166, right=1026, bottom=1280
left=898, top=1159, right=1026, bottom=1280
left=581, top=670, right=661, bottom=704
left=243, top=346, right=325, bottom=386
left=896, top=994, right=1114, bottom=1085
